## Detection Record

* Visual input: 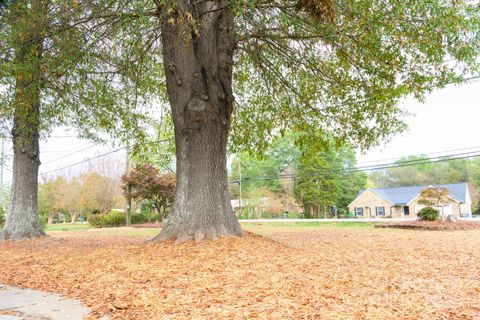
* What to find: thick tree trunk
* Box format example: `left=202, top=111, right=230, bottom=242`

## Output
left=152, top=2, right=243, bottom=242
left=125, top=194, right=132, bottom=226
left=1, top=99, right=45, bottom=240
left=1, top=0, right=46, bottom=240
left=71, top=211, right=78, bottom=223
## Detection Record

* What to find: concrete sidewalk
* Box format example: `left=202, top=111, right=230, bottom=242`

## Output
left=239, top=218, right=419, bottom=223
left=239, top=217, right=478, bottom=223
left=0, top=285, right=93, bottom=320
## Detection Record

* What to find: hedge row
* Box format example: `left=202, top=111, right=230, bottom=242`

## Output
left=88, top=210, right=161, bottom=228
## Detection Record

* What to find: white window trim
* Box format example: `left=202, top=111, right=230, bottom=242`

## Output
left=375, top=206, right=385, bottom=216
left=355, top=207, right=364, bottom=216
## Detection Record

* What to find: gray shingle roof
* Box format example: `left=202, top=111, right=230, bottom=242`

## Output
left=363, top=182, right=468, bottom=205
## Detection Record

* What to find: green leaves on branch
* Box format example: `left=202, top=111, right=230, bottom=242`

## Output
left=232, top=0, right=480, bottom=154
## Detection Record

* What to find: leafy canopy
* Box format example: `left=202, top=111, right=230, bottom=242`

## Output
left=0, top=0, right=162, bottom=143
left=231, top=0, right=480, bottom=152
left=2, top=0, right=479, bottom=155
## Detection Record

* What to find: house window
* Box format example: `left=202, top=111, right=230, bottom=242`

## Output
left=375, top=206, right=385, bottom=216
left=355, top=207, right=364, bottom=216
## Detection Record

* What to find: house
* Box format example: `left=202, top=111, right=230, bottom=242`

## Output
left=348, top=182, right=472, bottom=218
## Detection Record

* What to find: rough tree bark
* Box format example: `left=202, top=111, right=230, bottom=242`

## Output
left=151, top=1, right=244, bottom=242
left=0, top=0, right=46, bottom=240
left=71, top=210, right=78, bottom=223
left=1, top=85, right=45, bottom=240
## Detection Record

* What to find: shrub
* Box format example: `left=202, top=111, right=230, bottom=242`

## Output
left=87, top=214, right=105, bottom=228
left=38, top=215, right=47, bottom=230
left=150, top=213, right=161, bottom=222
left=88, top=210, right=163, bottom=228
left=0, top=207, right=5, bottom=227
left=104, top=211, right=126, bottom=227
left=88, top=211, right=126, bottom=228
left=418, top=207, right=439, bottom=221
left=348, top=211, right=355, bottom=218
left=130, top=212, right=148, bottom=224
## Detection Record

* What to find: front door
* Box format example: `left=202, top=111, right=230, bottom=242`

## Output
left=403, top=206, right=410, bottom=216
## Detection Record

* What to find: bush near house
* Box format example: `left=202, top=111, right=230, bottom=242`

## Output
left=418, top=207, right=440, bottom=221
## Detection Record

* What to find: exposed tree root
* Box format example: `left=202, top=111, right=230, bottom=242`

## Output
left=148, top=223, right=244, bottom=244
left=0, top=229, right=47, bottom=241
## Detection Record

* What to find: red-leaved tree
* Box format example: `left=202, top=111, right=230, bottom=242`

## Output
left=121, top=164, right=176, bottom=222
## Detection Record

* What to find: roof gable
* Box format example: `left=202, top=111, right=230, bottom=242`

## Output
left=348, top=188, right=394, bottom=207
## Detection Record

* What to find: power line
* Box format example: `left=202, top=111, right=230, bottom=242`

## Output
left=46, top=135, right=79, bottom=139
left=356, top=145, right=480, bottom=165
left=342, top=152, right=480, bottom=174
left=42, top=150, right=82, bottom=153
left=347, top=150, right=480, bottom=172
left=230, top=150, right=480, bottom=183
left=42, top=143, right=101, bottom=164
left=39, top=138, right=174, bottom=176
left=40, top=146, right=127, bottom=176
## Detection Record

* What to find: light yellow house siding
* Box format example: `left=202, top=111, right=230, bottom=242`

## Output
left=348, top=190, right=394, bottom=218
left=408, top=197, right=462, bottom=218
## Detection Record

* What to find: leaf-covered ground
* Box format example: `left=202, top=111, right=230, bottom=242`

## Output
left=0, top=225, right=479, bottom=319
left=375, top=220, right=480, bottom=230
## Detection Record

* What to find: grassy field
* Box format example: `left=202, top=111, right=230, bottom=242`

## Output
left=44, top=221, right=374, bottom=235
left=45, top=223, right=92, bottom=233
left=4, top=223, right=478, bottom=319
left=241, top=221, right=375, bottom=228
left=45, top=223, right=92, bottom=232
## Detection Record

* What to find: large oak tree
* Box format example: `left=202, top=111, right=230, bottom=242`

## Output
left=144, top=0, right=479, bottom=242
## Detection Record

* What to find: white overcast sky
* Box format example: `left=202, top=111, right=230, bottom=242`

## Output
left=356, top=80, right=480, bottom=165
left=1, top=80, right=479, bottom=184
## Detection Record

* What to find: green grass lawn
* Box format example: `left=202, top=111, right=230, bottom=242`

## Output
left=240, top=221, right=375, bottom=229
left=44, top=221, right=373, bottom=236
left=45, top=223, right=92, bottom=232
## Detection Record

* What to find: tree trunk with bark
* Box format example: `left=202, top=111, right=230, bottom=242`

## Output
left=125, top=193, right=132, bottom=226
left=71, top=210, right=78, bottom=223
left=1, top=88, right=45, bottom=240
left=1, top=0, right=46, bottom=240
left=151, top=2, right=243, bottom=242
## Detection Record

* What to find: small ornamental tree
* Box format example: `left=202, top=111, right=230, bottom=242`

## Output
left=79, top=173, right=119, bottom=215
left=38, top=177, right=69, bottom=224
left=121, top=164, right=176, bottom=222
left=418, top=187, right=451, bottom=220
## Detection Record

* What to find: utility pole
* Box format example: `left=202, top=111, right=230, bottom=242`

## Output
left=238, top=156, right=242, bottom=214
left=125, top=143, right=132, bottom=226
left=0, top=138, right=4, bottom=206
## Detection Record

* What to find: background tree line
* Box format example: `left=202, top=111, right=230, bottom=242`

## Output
left=229, top=132, right=367, bottom=218
left=38, top=172, right=124, bottom=224
left=229, top=137, right=480, bottom=217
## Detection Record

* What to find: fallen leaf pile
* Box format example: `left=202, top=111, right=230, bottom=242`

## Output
left=375, top=220, right=480, bottom=230
left=0, top=226, right=479, bottom=319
